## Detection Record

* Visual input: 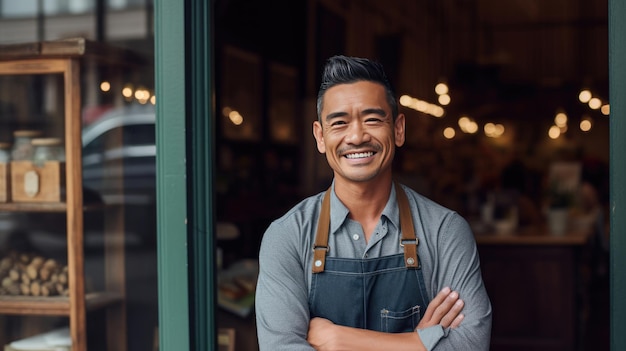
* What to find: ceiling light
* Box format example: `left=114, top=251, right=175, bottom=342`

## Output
left=554, top=112, right=567, bottom=127
left=580, top=118, right=592, bottom=132
left=579, top=90, right=592, bottom=103
left=435, top=83, right=448, bottom=95
left=601, top=104, right=610, bottom=115
left=548, top=125, right=561, bottom=139
left=443, top=127, right=455, bottom=139
left=438, top=94, right=451, bottom=106
left=588, top=98, right=602, bottom=110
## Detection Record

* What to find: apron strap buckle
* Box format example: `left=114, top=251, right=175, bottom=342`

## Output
left=400, top=238, right=419, bottom=268
left=312, top=187, right=332, bottom=274
left=312, top=245, right=329, bottom=273
left=396, top=182, right=420, bottom=269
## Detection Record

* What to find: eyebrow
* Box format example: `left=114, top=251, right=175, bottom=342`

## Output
left=362, top=108, right=387, bottom=117
left=324, top=108, right=387, bottom=122
left=324, top=111, right=348, bottom=122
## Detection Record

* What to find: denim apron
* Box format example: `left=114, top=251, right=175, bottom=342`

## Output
left=308, top=184, right=430, bottom=332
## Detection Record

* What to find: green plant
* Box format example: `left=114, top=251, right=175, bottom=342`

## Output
left=548, top=180, right=574, bottom=209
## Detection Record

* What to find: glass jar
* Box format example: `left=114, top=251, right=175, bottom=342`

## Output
left=11, top=130, right=43, bottom=161
left=0, top=142, right=10, bottom=163
left=32, top=138, right=65, bottom=166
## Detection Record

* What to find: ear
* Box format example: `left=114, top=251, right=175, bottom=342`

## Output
left=313, top=121, right=326, bottom=154
left=394, top=113, right=406, bottom=147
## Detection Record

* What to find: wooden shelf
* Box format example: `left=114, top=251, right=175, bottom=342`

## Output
left=0, top=38, right=129, bottom=351
left=0, top=292, right=123, bottom=316
left=0, top=37, right=147, bottom=67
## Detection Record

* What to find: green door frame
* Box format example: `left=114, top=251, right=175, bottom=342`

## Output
left=154, top=0, right=191, bottom=350
left=609, top=1, right=626, bottom=350
left=155, top=0, right=216, bottom=349
left=153, top=1, right=625, bottom=350
left=187, top=0, right=217, bottom=350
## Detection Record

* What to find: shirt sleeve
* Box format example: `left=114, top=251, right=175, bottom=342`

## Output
left=255, top=220, right=316, bottom=351
left=431, top=212, right=493, bottom=351
left=417, top=325, right=445, bottom=350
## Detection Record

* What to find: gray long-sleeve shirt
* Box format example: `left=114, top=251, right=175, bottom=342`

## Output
left=255, top=183, right=492, bottom=350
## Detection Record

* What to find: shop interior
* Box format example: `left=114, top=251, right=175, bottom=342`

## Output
left=0, top=0, right=610, bottom=350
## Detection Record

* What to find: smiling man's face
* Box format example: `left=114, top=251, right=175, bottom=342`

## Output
left=313, top=81, right=405, bottom=185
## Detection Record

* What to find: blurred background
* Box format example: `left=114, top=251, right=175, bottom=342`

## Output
left=0, top=0, right=610, bottom=350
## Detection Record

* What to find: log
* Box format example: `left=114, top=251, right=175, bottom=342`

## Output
left=8, top=269, right=20, bottom=282
left=25, top=256, right=45, bottom=281
left=0, top=253, right=69, bottom=296
left=26, top=265, right=38, bottom=280
left=41, top=282, right=57, bottom=296
left=20, top=283, right=30, bottom=296
left=1, top=277, right=13, bottom=288
left=40, top=266, right=51, bottom=281
left=57, top=272, right=67, bottom=285
left=0, top=257, right=12, bottom=271
left=30, top=281, right=41, bottom=296
left=21, top=272, right=30, bottom=285
left=43, top=258, right=58, bottom=270
left=30, top=256, right=44, bottom=268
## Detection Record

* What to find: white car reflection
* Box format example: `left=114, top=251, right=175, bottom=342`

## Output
left=82, top=104, right=156, bottom=208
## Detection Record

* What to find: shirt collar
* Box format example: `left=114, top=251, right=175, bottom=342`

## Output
left=328, top=181, right=400, bottom=235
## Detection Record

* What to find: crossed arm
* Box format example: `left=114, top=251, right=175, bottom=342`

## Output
left=256, top=214, right=491, bottom=351
left=306, top=287, right=465, bottom=351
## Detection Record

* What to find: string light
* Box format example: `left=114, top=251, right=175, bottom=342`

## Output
left=578, top=90, right=592, bottom=103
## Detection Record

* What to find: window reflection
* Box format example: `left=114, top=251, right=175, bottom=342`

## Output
left=0, top=0, right=152, bottom=18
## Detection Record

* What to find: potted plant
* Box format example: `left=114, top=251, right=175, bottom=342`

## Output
left=546, top=180, right=574, bottom=235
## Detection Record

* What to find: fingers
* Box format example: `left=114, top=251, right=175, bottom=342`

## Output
left=432, top=290, right=460, bottom=321
left=439, top=298, right=464, bottom=328
left=450, top=313, right=465, bottom=329
left=422, top=286, right=451, bottom=321
left=419, top=287, right=466, bottom=330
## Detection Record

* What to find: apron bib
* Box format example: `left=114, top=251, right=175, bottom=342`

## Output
left=308, top=184, right=430, bottom=332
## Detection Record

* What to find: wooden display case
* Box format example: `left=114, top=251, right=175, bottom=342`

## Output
left=0, top=38, right=145, bottom=351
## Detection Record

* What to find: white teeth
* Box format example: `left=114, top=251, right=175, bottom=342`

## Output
left=345, top=152, right=374, bottom=159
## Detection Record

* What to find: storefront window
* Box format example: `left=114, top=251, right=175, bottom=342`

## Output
left=0, top=0, right=96, bottom=18
left=0, top=2, right=156, bottom=350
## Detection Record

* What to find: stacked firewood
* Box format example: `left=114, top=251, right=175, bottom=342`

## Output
left=0, top=252, right=69, bottom=297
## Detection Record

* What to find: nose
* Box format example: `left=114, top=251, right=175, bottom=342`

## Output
left=345, top=121, right=370, bottom=145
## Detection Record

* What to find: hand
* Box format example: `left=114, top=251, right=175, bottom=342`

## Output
left=417, top=287, right=465, bottom=330
left=307, top=317, right=338, bottom=350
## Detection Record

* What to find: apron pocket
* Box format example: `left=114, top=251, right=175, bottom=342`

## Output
left=380, top=305, right=421, bottom=333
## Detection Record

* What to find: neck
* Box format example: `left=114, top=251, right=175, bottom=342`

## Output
left=333, top=176, right=393, bottom=239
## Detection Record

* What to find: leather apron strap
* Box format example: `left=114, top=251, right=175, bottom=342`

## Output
left=312, top=182, right=419, bottom=273
left=396, top=183, right=420, bottom=268
left=312, top=188, right=331, bottom=273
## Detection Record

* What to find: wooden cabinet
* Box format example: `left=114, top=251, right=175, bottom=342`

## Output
left=476, top=227, right=593, bottom=351
left=0, top=38, right=144, bottom=351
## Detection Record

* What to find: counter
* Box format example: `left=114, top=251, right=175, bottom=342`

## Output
left=475, top=225, right=593, bottom=351
left=475, top=225, right=591, bottom=246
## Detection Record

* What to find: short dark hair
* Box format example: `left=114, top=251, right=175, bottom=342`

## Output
left=316, top=55, right=398, bottom=122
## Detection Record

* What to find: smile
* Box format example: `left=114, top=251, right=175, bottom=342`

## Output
left=345, top=152, right=374, bottom=159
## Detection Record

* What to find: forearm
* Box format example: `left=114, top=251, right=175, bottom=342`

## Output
left=339, top=328, right=425, bottom=351
left=308, top=319, right=427, bottom=351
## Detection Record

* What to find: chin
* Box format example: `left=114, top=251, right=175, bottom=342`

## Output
left=340, top=173, right=379, bottom=183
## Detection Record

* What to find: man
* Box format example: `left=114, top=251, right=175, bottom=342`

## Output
left=255, top=55, right=492, bottom=350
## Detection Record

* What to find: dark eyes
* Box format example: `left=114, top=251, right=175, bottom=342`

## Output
left=329, top=117, right=384, bottom=127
